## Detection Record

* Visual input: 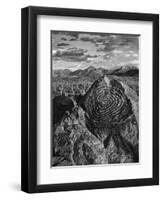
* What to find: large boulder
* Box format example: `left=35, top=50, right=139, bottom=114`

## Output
left=52, top=76, right=139, bottom=166
left=52, top=106, right=138, bottom=166
left=53, top=96, right=74, bottom=125
left=52, top=107, right=107, bottom=166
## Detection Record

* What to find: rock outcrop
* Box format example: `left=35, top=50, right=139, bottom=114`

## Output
left=52, top=76, right=139, bottom=166
left=53, top=96, right=74, bottom=124
left=52, top=107, right=107, bottom=166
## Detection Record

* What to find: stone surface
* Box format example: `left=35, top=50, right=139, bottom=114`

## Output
left=52, top=77, right=139, bottom=166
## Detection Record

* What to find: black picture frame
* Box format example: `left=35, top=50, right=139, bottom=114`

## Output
left=21, top=6, right=159, bottom=193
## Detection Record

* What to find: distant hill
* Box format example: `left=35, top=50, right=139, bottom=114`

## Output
left=69, top=69, right=84, bottom=76
left=108, top=65, right=139, bottom=76
left=69, top=66, right=105, bottom=80
left=53, top=65, right=139, bottom=80
left=53, top=69, right=71, bottom=77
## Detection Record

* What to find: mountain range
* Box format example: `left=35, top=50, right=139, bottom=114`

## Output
left=53, top=65, right=139, bottom=80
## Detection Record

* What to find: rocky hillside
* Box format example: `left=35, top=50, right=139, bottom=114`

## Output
left=52, top=76, right=139, bottom=166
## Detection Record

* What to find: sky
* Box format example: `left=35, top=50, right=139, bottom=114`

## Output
left=51, top=31, right=139, bottom=71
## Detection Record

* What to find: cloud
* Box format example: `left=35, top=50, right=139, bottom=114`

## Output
left=69, top=37, right=77, bottom=41
left=133, top=53, right=138, bottom=57
left=80, top=36, right=92, bottom=42
left=79, top=33, right=139, bottom=51
left=112, top=50, right=123, bottom=54
left=96, top=35, right=139, bottom=53
left=53, top=46, right=100, bottom=62
left=123, top=52, right=138, bottom=58
left=124, top=54, right=131, bottom=57
left=86, top=54, right=98, bottom=58
left=57, top=43, right=70, bottom=47
left=53, top=47, right=88, bottom=62
left=79, top=33, right=108, bottom=44
left=61, top=37, right=67, bottom=41
left=86, top=54, right=98, bottom=61
left=128, top=60, right=139, bottom=65
left=103, top=54, right=110, bottom=59
left=52, top=31, right=139, bottom=69
left=97, top=45, right=116, bottom=52
left=54, top=47, right=86, bottom=56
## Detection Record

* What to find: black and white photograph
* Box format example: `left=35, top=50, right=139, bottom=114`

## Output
left=51, top=31, right=139, bottom=167
left=21, top=6, right=159, bottom=193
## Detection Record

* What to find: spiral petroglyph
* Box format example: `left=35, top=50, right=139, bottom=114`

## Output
left=82, top=76, right=133, bottom=129
left=75, top=76, right=139, bottom=162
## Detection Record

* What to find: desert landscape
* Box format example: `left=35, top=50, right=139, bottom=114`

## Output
left=51, top=31, right=139, bottom=167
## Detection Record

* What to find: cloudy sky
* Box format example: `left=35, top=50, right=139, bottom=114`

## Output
left=51, top=31, right=139, bottom=71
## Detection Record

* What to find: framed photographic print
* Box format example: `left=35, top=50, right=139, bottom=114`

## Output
left=21, top=6, right=159, bottom=193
